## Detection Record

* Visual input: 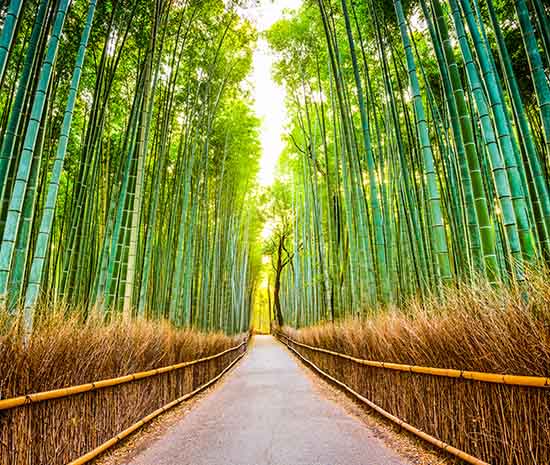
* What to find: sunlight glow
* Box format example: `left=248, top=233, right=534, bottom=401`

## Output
left=261, top=219, right=274, bottom=240
left=239, top=0, right=303, bottom=186
left=107, top=30, right=117, bottom=56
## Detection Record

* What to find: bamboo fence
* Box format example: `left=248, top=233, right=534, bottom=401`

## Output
left=279, top=332, right=550, bottom=465
left=0, top=339, right=248, bottom=464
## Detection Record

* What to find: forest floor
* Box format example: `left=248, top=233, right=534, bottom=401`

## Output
left=95, top=336, right=445, bottom=465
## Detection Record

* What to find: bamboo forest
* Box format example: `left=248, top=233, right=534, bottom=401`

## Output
left=0, top=0, right=549, bottom=464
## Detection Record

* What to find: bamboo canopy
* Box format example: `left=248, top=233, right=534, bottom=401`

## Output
left=0, top=0, right=549, bottom=331
left=265, top=0, right=550, bottom=327
left=0, top=0, right=262, bottom=333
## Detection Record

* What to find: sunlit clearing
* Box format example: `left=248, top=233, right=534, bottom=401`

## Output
left=261, top=219, right=274, bottom=240
left=238, top=0, right=303, bottom=186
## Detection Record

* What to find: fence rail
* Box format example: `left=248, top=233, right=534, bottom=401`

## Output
left=0, top=340, right=247, bottom=411
left=0, top=337, right=248, bottom=465
left=278, top=332, right=549, bottom=465
left=68, top=348, right=246, bottom=465
left=278, top=333, right=550, bottom=388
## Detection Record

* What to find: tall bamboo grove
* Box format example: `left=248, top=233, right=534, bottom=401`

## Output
left=0, top=0, right=261, bottom=334
left=267, top=0, right=550, bottom=327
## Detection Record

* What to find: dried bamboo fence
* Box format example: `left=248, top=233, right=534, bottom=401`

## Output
left=0, top=338, right=248, bottom=464
left=278, top=332, right=550, bottom=465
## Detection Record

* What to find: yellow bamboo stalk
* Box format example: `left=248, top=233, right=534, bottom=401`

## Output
left=67, top=349, right=246, bottom=465
left=0, top=339, right=248, bottom=411
left=280, top=336, right=489, bottom=465
left=278, top=333, right=550, bottom=388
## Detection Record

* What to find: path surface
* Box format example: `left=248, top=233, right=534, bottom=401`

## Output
left=125, top=335, right=410, bottom=465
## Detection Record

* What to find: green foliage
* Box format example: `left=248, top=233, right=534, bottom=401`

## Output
left=266, top=0, right=550, bottom=327
left=0, top=0, right=263, bottom=334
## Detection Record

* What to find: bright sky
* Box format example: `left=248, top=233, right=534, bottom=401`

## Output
left=239, top=0, right=303, bottom=186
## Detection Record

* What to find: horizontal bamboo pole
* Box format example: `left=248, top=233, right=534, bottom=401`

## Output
left=0, top=339, right=248, bottom=411
left=278, top=333, right=550, bottom=388
left=67, top=348, right=247, bottom=465
left=279, top=336, right=489, bottom=465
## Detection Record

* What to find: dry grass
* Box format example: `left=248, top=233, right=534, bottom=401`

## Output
left=0, top=310, right=246, bottom=464
left=283, top=271, right=550, bottom=464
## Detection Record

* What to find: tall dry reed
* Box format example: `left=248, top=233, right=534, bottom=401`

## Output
left=283, top=272, right=550, bottom=464
left=0, top=309, right=246, bottom=464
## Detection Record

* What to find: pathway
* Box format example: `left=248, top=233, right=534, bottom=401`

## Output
left=125, top=335, right=410, bottom=465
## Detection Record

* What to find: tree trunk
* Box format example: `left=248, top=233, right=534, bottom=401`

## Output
left=273, top=236, right=285, bottom=327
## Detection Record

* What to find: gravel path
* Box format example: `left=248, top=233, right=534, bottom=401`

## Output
left=124, top=335, right=411, bottom=465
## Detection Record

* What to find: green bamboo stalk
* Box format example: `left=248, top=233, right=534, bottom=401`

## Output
left=393, top=0, right=452, bottom=283
left=22, top=0, right=98, bottom=326
left=430, top=0, right=498, bottom=281
left=0, top=0, right=48, bottom=210
left=341, top=0, right=388, bottom=302
left=0, top=0, right=24, bottom=88
left=459, top=0, right=535, bottom=264
left=515, top=0, right=550, bottom=157
left=0, top=0, right=71, bottom=303
left=486, top=0, right=550, bottom=258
